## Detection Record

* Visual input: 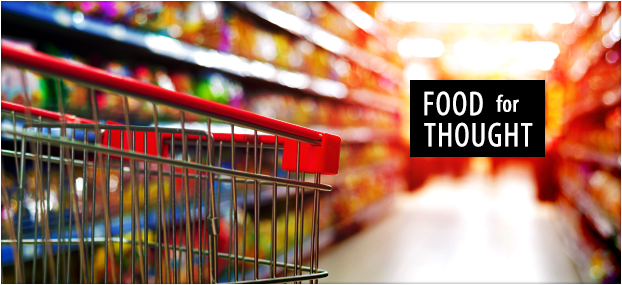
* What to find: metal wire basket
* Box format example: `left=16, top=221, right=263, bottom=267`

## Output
left=1, top=43, right=340, bottom=283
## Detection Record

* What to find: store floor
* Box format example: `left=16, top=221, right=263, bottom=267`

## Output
left=319, top=163, right=581, bottom=283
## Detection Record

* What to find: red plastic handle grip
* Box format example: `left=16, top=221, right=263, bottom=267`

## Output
left=161, top=133, right=285, bottom=144
left=100, top=121, right=171, bottom=160
left=282, top=133, right=341, bottom=175
left=101, top=121, right=283, bottom=159
left=103, top=128, right=341, bottom=175
left=3, top=100, right=342, bottom=175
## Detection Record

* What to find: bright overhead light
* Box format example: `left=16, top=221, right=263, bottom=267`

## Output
left=397, top=38, right=445, bottom=58
left=509, top=41, right=560, bottom=72
left=453, top=40, right=505, bottom=70
left=404, top=63, right=433, bottom=81
left=510, top=41, right=560, bottom=60
left=332, top=2, right=377, bottom=33
left=510, top=58, right=555, bottom=73
left=382, top=3, right=576, bottom=24
left=453, top=39, right=559, bottom=72
left=538, top=59, right=555, bottom=71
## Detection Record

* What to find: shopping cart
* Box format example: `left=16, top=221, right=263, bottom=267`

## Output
left=0, top=43, right=340, bottom=284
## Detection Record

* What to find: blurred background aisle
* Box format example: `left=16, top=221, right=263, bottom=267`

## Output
left=320, top=162, right=580, bottom=283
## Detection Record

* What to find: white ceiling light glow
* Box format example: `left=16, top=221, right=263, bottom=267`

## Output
left=397, top=38, right=445, bottom=58
left=382, top=3, right=576, bottom=24
left=453, top=40, right=506, bottom=70
left=510, top=41, right=560, bottom=60
left=452, top=39, right=560, bottom=72
left=510, top=41, right=560, bottom=71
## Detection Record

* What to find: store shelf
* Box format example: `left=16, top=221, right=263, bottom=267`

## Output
left=559, top=176, right=621, bottom=249
left=235, top=2, right=403, bottom=81
left=563, top=89, right=621, bottom=126
left=552, top=199, right=597, bottom=283
left=551, top=7, right=621, bottom=277
left=561, top=7, right=620, bottom=83
left=347, top=88, right=403, bottom=113
left=327, top=2, right=392, bottom=46
left=0, top=2, right=333, bottom=97
left=558, top=141, right=621, bottom=169
left=336, top=193, right=395, bottom=230
left=1, top=2, right=401, bottom=113
left=306, top=125, right=402, bottom=144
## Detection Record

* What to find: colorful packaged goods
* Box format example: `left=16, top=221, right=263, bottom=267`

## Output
left=1, top=41, right=49, bottom=109
left=1, top=65, right=48, bottom=109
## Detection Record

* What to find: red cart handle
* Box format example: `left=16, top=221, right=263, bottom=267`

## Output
left=1, top=101, right=95, bottom=124
left=3, top=100, right=341, bottom=174
left=1, top=43, right=341, bottom=175
left=101, top=122, right=341, bottom=175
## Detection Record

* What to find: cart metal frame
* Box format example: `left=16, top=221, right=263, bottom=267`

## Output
left=1, top=43, right=340, bottom=284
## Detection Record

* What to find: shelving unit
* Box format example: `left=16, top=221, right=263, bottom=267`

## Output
left=234, top=2, right=403, bottom=81
left=546, top=2, right=621, bottom=283
left=558, top=141, right=621, bottom=170
left=1, top=1, right=401, bottom=113
left=559, top=176, right=620, bottom=247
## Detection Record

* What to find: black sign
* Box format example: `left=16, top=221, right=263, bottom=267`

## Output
left=410, top=80, right=544, bottom=157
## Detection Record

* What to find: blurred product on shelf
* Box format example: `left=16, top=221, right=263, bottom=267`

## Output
left=1, top=41, right=50, bottom=109
left=555, top=194, right=620, bottom=283
left=1, top=40, right=245, bottom=123
left=245, top=93, right=396, bottom=130
left=45, top=1, right=401, bottom=96
left=588, top=171, right=621, bottom=224
left=1, top=64, right=48, bottom=109
left=325, top=143, right=406, bottom=233
left=546, top=2, right=621, bottom=283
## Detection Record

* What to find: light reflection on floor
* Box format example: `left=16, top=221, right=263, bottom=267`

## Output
left=319, top=163, right=581, bottom=283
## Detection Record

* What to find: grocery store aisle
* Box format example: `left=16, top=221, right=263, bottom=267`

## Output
left=319, top=163, right=581, bottom=283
